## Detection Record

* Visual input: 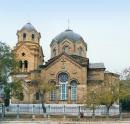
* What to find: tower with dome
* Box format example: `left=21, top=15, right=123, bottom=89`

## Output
left=12, top=23, right=119, bottom=104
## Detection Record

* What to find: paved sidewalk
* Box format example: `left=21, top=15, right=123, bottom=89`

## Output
left=1, top=121, right=130, bottom=124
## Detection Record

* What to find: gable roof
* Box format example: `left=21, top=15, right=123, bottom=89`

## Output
left=70, top=54, right=89, bottom=66
left=39, top=52, right=89, bottom=69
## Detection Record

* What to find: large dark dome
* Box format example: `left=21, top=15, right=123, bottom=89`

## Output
left=50, top=29, right=87, bottom=49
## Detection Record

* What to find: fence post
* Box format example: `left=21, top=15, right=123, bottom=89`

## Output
left=48, top=105, right=50, bottom=119
left=78, top=106, right=80, bottom=120
left=63, top=105, right=66, bottom=119
left=16, top=104, right=19, bottom=119
left=1, top=104, right=4, bottom=120
left=32, top=104, right=35, bottom=120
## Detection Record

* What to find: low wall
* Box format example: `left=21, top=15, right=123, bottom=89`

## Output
left=3, top=104, right=119, bottom=116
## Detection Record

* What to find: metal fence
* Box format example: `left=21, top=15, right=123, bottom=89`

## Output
left=4, top=104, right=119, bottom=116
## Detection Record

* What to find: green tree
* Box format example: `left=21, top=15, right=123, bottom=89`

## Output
left=99, top=81, right=119, bottom=117
left=31, top=76, right=55, bottom=115
left=11, top=80, right=24, bottom=101
left=38, top=79, right=55, bottom=115
left=84, top=87, right=101, bottom=118
left=119, top=67, right=130, bottom=112
left=84, top=78, right=130, bottom=118
left=0, top=41, right=23, bottom=106
left=99, top=79, right=130, bottom=118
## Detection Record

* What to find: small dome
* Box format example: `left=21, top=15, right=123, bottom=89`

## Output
left=51, top=29, right=87, bottom=49
left=20, top=23, right=37, bottom=32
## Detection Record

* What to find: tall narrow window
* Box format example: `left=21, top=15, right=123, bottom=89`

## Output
left=71, top=80, right=77, bottom=101
left=60, top=83, right=67, bottom=100
left=24, top=60, right=28, bottom=68
left=50, top=81, right=56, bottom=101
left=63, top=46, right=69, bottom=53
left=58, top=73, right=68, bottom=100
left=19, top=60, right=22, bottom=68
left=32, top=34, right=35, bottom=39
left=36, top=92, right=39, bottom=100
left=23, top=33, right=26, bottom=39
left=50, top=89, right=56, bottom=101
left=78, top=47, right=83, bottom=56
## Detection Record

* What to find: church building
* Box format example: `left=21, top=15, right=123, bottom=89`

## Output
left=12, top=23, right=119, bottom=104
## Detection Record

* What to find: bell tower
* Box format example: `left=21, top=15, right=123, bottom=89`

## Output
left=14, top=23, right=44, bottom=72
left=17, top=22, right=41, bottom=44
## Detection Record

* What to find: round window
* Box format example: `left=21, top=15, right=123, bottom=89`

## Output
left=58, top=73, right=68, bottom=82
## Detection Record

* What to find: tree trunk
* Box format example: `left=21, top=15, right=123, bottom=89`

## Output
left=40, top=91, right=46, bottom=115
left=41, top=100, right=46, bottom=113
left=92, top=104, right=95, bottom=119
left=106, top=106, right=110, bottom=118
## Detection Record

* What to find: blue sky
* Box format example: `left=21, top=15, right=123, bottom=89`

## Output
left=0, top=0, right=130, bottom=73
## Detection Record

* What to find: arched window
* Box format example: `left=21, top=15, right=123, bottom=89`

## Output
left=32, top=34, right=35, bottom=39
left=71, top=80, right=77, bottom=101
left=63, top=46, right=69, bottom=53
left=24, top=60, right=28, bottom=68
left=58, top=73, right=68, bottom=100
left=19, top=60, right=22, bottom=68
left=50, top=89, right=56, bottom=101
left=78, top=47, right=83, bottom=56
left=53, top=48, right=56, bottom=57
left=23, top=33, right=26, bottom=39
left=36, top=92, right=40, bottom=100
left=50, top=81, right=56, bottom=101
